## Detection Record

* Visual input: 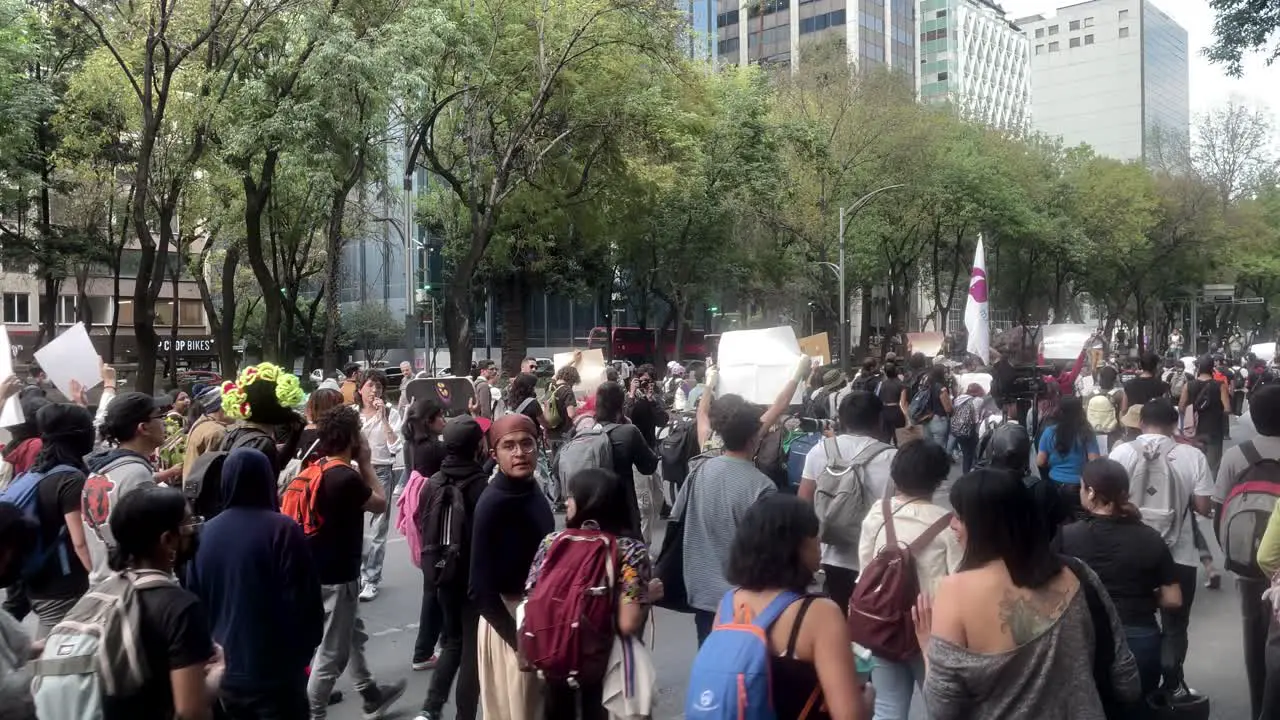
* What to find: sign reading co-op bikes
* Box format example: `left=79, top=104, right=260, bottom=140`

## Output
left=5, top=329, right=217, bottom=364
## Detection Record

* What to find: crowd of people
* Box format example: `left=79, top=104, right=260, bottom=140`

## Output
left=0, top=337, right=1278, bottom=720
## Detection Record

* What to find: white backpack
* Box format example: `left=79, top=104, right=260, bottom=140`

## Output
left=1086, top=389, right=1120, bottom=433
left=812, top=438, right=892, bottom=549
left=32, top=569, right=178, bottom=720
left=1131, top=439, right=1182, bottom=545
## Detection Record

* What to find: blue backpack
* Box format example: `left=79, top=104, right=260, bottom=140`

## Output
left=0, top=464, right=77, bottom=579
left=685, top=590, right=800, bottom=720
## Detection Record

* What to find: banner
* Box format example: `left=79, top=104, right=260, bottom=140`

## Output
left=404, top=377, right=476, bottom=417
left=718, top=327, right=805, bottom=406
left=798, top=333, right=831, bottom=365
left=965, top=236, right=990, bottom=363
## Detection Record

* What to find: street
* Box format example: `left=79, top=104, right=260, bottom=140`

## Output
left=332, top=419, right=1258, bottom=720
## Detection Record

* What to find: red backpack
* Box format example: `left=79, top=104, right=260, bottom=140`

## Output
left=519, top=528, right=618, bottom=685
left=280, top=458, right=348, bottom=536
left=848, top=496, right=952, bottom=662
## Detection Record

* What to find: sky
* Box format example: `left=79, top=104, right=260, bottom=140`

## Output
left=1001, top=0, right=1280, bottom=116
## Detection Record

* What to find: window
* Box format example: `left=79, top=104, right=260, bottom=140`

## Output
left=1119, top=26, right=1129, bottom=38
left=937, top=71, right=948, bottom=80
left=180, top=300, right=203, bottom=327
left=717, top=10, right=738, bottom=27
left=115, top=300, right=133, bottom=325
left=1084, top=34, right=1094, bottom=44
left=1069, top=20, right=1079, bottom=30
left=2, top=293, right=29, bottom=324
left=1118, top=9, right=1129, bottom=20
left=1083, top=16, right=1094, bottom=27
left=1069, top=37, right=1081, bottom=47
left=1048, top=24, right=1058, bottom=35
left=717, top=36, right=739, bottom=54
left=1035, top=43, right=1044, bottom=54
left=56, top=296, right=76, bottom=325
left=936, top=9, right=945, bottom=17
left=1048, top=41, right=1059, bottom=52
left=1034, top=27, right=1044, bottom=38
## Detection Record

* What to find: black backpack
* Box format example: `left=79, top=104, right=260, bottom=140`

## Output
left=659, top=416, right=700, bottom=489
left=416, top=474, right=469, bottom=588
left=754, top=421, right=789, bottom=489
left=183, top=451, right=229, bottom=520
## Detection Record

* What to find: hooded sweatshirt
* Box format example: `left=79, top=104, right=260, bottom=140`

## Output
left=186, top=448, right=323, bottom=692
left=83, top=449, right=155, bottom=586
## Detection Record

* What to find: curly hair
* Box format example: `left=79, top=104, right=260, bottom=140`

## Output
left=221, top=363, right=304, bottom=424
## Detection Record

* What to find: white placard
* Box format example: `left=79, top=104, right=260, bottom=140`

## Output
left=554, top=349, right=608, bottom=396
left=717, top=326, right=805, bottom=406
left=32, top=322, right=102, bottom=396
left=0, top=326, right=22, bottom=426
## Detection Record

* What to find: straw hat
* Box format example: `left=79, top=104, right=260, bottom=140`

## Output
left=1120, top=404, right=1144, bottom=430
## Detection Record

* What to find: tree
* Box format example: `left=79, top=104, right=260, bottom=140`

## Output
left=1206, top=0, right=1280, bottom=77
left=1193, top=100, right=1279, bottom=209
left=340, top=302, right=404, bottom=364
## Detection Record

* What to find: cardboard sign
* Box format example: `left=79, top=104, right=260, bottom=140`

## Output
left=33, top=322, right=102, bottom=396
left=404, top=377, right=476, bottom=417
left=717, top=326, right=805, bottom=406
left=554, top=349, right=608, bottom=396
left=0, top=326, right=21, bottom=427
left=798, top=332, right=831, bottom=365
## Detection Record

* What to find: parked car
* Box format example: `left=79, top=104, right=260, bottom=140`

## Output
left=177, top=369, right=222, bottom=387
left=534, top=358, right=554, bottom=378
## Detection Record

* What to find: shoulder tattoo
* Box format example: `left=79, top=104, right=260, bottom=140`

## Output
left=998, top=586, right=1070, bottom=645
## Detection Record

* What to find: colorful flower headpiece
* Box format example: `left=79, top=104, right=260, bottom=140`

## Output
left=221, top=362, right=304, bottom=421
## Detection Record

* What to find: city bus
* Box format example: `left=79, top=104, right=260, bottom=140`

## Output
left=586, top=326, right=710, bottom=364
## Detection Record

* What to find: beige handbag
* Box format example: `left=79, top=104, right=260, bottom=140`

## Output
left=601, top=633, right=656, bottom=720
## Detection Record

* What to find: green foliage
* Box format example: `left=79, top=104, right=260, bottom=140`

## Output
left=339, top=302, right=405, bottom=363
left=1206, top=0, right=1280, bottom=77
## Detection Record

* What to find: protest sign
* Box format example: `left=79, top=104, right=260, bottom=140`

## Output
left=554, top=349, right=608, bottom=396
left=33, top=322, right=102, bottom=396
left=798, top=332, right=831, bottom=365
left=0, top=326, right=21, bottom=426
left=718, top=326, right=805, bottom=406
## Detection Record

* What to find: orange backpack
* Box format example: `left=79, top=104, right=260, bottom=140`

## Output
left=280, top=458, right=348, bottom=535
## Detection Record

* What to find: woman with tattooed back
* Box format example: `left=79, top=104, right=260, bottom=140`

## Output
left=913, top=469, right=1140, bottom=719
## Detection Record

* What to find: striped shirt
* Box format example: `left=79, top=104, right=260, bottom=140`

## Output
left=673, top=455, right=776, bottom=612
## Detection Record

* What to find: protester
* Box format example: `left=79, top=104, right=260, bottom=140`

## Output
left=526, top=468, right=653, bottom=720
left=1214, top=384, right=1280, bottom=719
left=472, top=362, right=497, bottom=420
left=166, top=390, right=191, bottom=430
left=589, top=381, right=660, bottom=541
left=877, top=364, right=909, bottom=444
left=949, top=384, right=985, bottom=472
left=83, top=392, right=166, bottom=586
left=21, top=403, right=94, bottom=637
left=692, top=494, right=867, bottom=719
left=1036, top=396, right=1100, bottom=519
left=858, top=440, right=960, bottom=719
left=915, top=468, right=1140, bottom=718
left=340, top=363, right=361, bottom=405
left=101, top=486, right=220, bottom=720
left=798, top=392, right=895, bottom=614
left=1120, top=352, right=1170, bottom=414
left=520, top=357, right=537, bottom=375
left=0, top=501, right=38, bottom=720
left=356, top=369, right=404, bottom=602
left=398, top=361, right=416, bottom=414
left=406, top=398, right=447, bottom=673
left=915, top=366, right=953, bottom=447
left=678, top=397, right=778, bottom=645
left=297, top=388, right=346, bottom=469
left=1, top=388, right=46, bottom=485
left=182, top=386, right=229, bottom=482
left=545, top=364, right=581, bottom=504
left=625, top=364, right=666, bottom=449
left=220, top=363, right=306, bottom=476
left=411, top=417, right=490, bottom=720
left=185, top=447, right=322, bottom=718
left=470, top=414, right=554, bottom=720
left=304, top=406, right=405, bottom=720
left=1180, top=355, right=1231, bottom=474
left=984, top=423, right=1066, bottom=534
left=505, top=373, right=542, bottom=422
left=1055, top=459, right=1182, bottom=695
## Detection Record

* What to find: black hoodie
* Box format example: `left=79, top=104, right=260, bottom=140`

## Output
left=431, top=455, right=490, bottom=591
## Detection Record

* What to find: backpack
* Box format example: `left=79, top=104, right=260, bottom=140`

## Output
left=182, top=451, right=229, bottom=520
left=753, top=422, right=789, bottom=487
left=785, top=432, right=823, bottom=489
left=949, top=396, right=979, bottom=440
left=277, top=438, right=321, bottom=498
left=812, top=438, right=891, bottom=549
left=416, top=472, right=470, bottom=586
left=395, top=469, right=430, bottom=568
left=0, top=464, right=77, bottom=579
left=279, top=458, right=349, bottom=536
left=847, top=496, right=953, bottom=662
left=659, top=416, right=699, bottom=489
left=514, top=396, right=537, bottom=417
left=556, top=423, right=616, bottom=483
left=908, top=380, right=933, bottom=424
left=1130, top=439, right=1181, bottom=544
left=545, top=385, right=568, bottom=430
left=519, top=529, right=618, bottom=685
left=1086, top=389, right=1120, bottom=434
left=1192, top=380, right=1219, bottom=414
left=684, top=589, right=802, bottom=720
left=82, top=456, right=153, bottom=548
left=31, top=569, right=177, bottom=719
left=1218, top=441, right=1280, bottom=579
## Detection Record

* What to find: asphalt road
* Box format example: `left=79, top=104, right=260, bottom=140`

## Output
left=333, top=418, right=1257, bottom=720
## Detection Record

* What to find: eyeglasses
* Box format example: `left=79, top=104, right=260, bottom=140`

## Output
left=496, top=438, right=537, bottom=455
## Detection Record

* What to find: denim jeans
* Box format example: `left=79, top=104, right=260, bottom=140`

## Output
left=1125, top=624, right=1162, bottom=695
left=360, top=464, right=396, bottom=587
left=872, top=653, right=926, bottom=720
left=633, top=470, right=663, bottom=546
left=957, top=435, right=978, bottom=473
left=307, top=582, right=375, bottom=719
left=926, top=416, right=949, bottom=448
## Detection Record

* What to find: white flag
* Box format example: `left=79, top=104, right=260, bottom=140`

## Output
left=965, top=236, right=990, bottom=363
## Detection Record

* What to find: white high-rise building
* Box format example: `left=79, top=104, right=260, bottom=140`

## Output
left=918, top=0, right=1031, bottom=132
left=1016, top=0, right=1189, bottom=160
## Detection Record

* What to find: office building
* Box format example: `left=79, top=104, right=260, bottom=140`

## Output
left=918, top=0, right=1031, bottom=132
left=714, top=0, right=916, bottom=84
left=684, top=0, right=718, bottom=62
left=1017, top=0, right=1189, bottom=160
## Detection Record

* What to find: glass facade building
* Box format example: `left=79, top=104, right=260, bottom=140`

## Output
left=918, top=0, right=1030, bottom=132
left=685, top=0, right=717, bottom=62
left=1140, top=1, right=1189, bottom=151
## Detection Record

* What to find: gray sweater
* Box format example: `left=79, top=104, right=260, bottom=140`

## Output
left=0, top=608, right=34, bottom=720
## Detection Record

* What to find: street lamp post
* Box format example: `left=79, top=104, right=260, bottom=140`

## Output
left=835, top=184, right=904, bottom=376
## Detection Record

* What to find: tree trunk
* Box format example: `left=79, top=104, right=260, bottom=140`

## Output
left=37, top=276, right=60, bottom=347
left=499, top=273, right=527, bottom=376
left=108, top=244, right=123, bottom=363
left=131, top=124, right=160, bottom=395
left=169, top=264, right=180, bottom=381
left=322, top=188, right=347, bottom=375
left=75, top=265, right=93, bottom=328
left=218, top=245, right=240, bottom=377
left=444, top=281, right=474, bottom=376
left=858, top=286, right=873, bottom=356
left=242, top=165, right=282, bottom=362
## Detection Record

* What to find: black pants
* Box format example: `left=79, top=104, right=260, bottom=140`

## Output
left=545, top=681, right=606, bottom=720
left=1051, top=481, right=1085, bottom=523
left=1238, top=576, right=1280, bottom=719
left=695, top=610, right=716, bottom=647
left=1160, top=563, right=1198, bottom=688
left=958, top=435, right=979, bottom=473
left=422, top=583, right=480, bottom=720
left=3, top=582, right=29, bottom=622
left=822, top=564, right=859, bottom=616
left=413, top=569, right=444, bottom=663
left=219, top=679, right=309, bottom=720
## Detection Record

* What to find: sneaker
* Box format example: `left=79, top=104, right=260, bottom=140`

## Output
left=359, top=679, right=407, bottom=720
left=411, top=654, right=438, bottom=671
left=1205, top=572, right=1221, bottom=590
left=413, top=712, right=442, bottom=720
left=358, top=583, right=379, bottom=602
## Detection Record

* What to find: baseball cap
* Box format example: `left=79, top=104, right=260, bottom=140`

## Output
left=443, top=416, right=485, bottom=455
left=104, top=392, right=164, bottom=433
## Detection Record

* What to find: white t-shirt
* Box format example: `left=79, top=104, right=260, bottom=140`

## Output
left=1109, top=434, right=1214, bottom=567
left=859, top=498, right=963, bottom=597
left=357, top=406, right=404, bottom=467
left=802, top=434, right=896, bottom=571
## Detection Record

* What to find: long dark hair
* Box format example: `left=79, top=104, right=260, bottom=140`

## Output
left=108, top=486, right=188, bottom=571
left=507, top=373, right=538, bottom=407
left=1053, top=396, right=1091, bottom=456
left=726, top=494, right=820, bottom=593
left=950, top=469, right=1063, bottom=588
left=566, top=469, right=637, bottom=539
left=1081, top=458, right=1140, bottom=520
left=595, top=382, right=626, bottom=424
